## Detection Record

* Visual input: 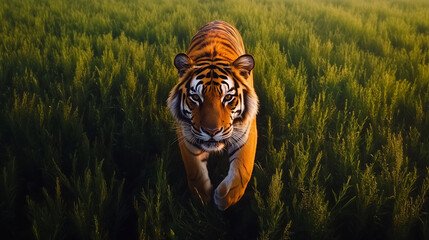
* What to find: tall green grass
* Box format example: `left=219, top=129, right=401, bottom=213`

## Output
left=1, top=0, right=429, bottom=239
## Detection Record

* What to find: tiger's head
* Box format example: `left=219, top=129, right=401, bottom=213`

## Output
left=168, top=53, right=259, bottom=152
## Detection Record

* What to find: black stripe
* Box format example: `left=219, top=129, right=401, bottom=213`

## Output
left=193, top=32, right=230, bottom=43
left=195, top=81, right=203, bottom=88
left=227, top=87, right=237, bottom=93
left=197, top=42, right=212, bottom=51
left=196, top=57, right=231, bottom=62
left=185, top=76, right=193, bottom=89
left=208, top=26, right=226, bottom=31
left=230, top=100, right=238, bottom=108
left=223, top=126, right=232, bottom=135
left=183, top=109, right=191, bottom=115
left=218, top=68, right=228, bottom=75
left=188, top=38, right=206, bottom=52
left=208, top=64, right=229, bottom=75
left=219, top=42, right=238, bottom=55
left=196, top=62, right=210, bottom=67
left=190, top=32, right=207, bottom=43
left=232, top=71, right=247, bottom=86
left=195, top=64, right=226, bottom=73
left=216, top=63, right=230, bottom=67
left=195, top=58, right=213, bottom=62
left=195, top=66, right=209, bottom=75
left=230, top=77, right=242, bottom=93
left=176, top=71, right=193, bottom=89
left=221, top=80, right=230, bottom=88
left=194, top=52, right=212, bottom=61
left=212, top=58, right=227, bottom=62
left=212, top=71, right=219, bottom=78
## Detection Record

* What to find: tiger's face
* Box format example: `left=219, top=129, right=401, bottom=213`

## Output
left=168, top=53, right=258, bottom=152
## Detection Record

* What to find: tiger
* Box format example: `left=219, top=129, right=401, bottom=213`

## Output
left=167, top=20, right=258, bottom=210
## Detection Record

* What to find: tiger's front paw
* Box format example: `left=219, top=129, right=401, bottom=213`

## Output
left=213, top=180, right=245, bottom=210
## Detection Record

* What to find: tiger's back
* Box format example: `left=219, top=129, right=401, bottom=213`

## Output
left=187, top=20, right=246, bottom=62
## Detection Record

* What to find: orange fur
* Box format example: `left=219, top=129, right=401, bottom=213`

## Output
left=168, top=20, right=258, bottom=210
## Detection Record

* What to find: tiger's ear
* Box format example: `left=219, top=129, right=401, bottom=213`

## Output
left=232, top=54, right=255, bottom=79
left=174, top=53, right=193, bottom=77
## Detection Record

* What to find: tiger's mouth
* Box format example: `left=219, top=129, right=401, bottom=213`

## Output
left=197, top=139, right=226, bottom=152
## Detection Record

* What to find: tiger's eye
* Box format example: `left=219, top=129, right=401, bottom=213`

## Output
left=224, top=94, right=232, bottom=101
left=191, top=94, right=200, bottom=101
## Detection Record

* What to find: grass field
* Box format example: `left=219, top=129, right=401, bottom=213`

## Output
left=1, top=0, right=429, bottom=239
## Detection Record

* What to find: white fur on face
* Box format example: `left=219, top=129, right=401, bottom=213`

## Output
left=188, top=77, right=204, bottom=105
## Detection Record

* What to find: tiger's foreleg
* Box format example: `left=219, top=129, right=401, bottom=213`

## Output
left=177, top=130, right=213, bottom=203
left=214, top=120, right=257, bottom=210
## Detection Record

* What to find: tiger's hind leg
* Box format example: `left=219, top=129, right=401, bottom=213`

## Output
left=214, top=120, right=257, bottom=210
left=178, top=130, right=213, bottom=203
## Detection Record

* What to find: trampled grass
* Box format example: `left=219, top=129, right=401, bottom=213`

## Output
left=1, top=0, right=429, bottom=239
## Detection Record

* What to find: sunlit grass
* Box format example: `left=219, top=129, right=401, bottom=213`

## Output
left=1, top=0, right=428, bottom=239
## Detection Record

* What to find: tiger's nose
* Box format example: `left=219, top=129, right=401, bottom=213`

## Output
left=202, top=127, right=223, bottom=137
